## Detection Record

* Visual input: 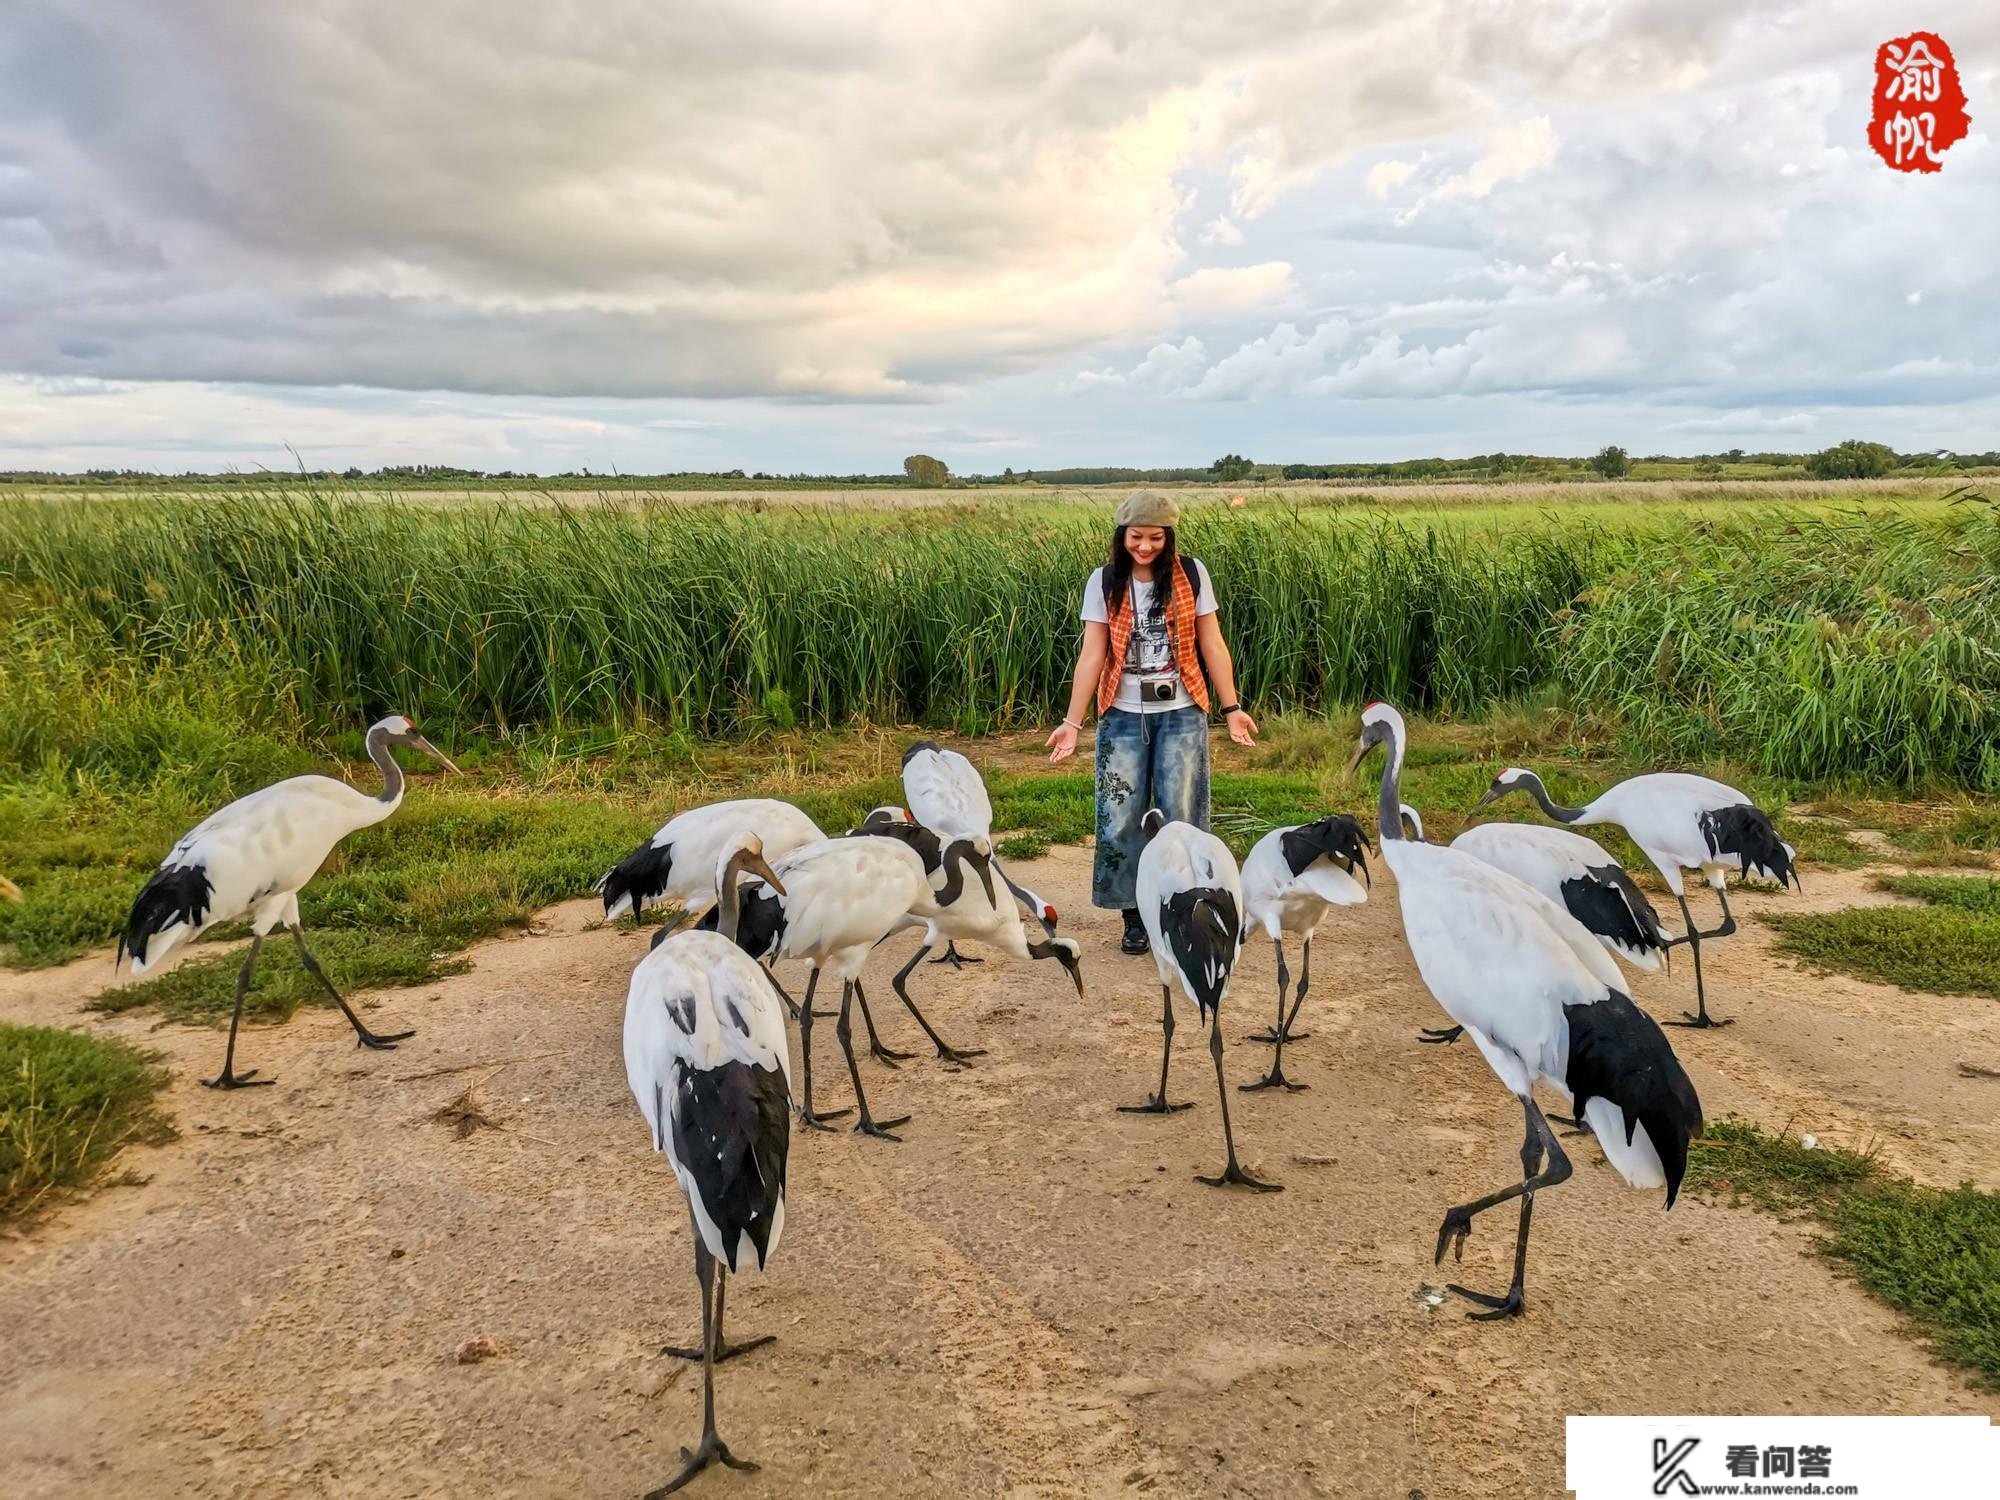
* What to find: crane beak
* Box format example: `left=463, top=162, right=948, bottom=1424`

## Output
left=1061, top=946, right=1084, bottom=997
left=0, top=875, right=21, bottom=903
left=1341, top=736, right=1371, bottom=780
left=746, top=854, right=786, bottom=899
left=410, top=735, right=462, bottom=774
left=1473, top=786, right=1500, bottom=809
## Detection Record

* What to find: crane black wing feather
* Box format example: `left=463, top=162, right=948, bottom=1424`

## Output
left=670, top=1059, right=791, bottom=1272
left=1279, top=814, right=1372, bottom=884
left=1163, top=886, right=1240, bottom=1019
left=119, top=864, right=214, bottom=967
left=1560, top=865, right=1668, bottom=956
left=1563, top=992, right=1704, bottom=1207
left=1700, top=805, right=1798, bottom=889
left=599, top=837, right=674, bottom=919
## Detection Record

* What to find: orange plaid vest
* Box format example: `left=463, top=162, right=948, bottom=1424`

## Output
left=1096, top=555, right=1210, bottom=715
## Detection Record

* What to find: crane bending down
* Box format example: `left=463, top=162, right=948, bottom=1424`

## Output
left=625, top=834, right=793, bottom=1496
left=1352, top=704, right=1702, bottom=1317
left=117, top=715, right=458, bottom=1090
left=1122, top=809, right=1279, bottom=1192
left=900, top=741, right=1058, bottom=960
left=1476, top=767, right=1796, bottom=1027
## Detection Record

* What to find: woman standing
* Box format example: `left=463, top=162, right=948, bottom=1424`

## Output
left=1046, top=490, right=1257, bottom=954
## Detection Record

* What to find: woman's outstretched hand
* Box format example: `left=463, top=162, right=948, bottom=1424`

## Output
left=1046, top=721, right=1080, bottom=763
left=1225, top=708, right=1258, bottom=747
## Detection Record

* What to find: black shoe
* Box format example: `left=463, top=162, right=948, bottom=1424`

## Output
left=1120, top=910, right=1150, bottom=955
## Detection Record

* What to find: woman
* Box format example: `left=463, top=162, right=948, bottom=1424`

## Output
left=1046, top=489, right=1257, bottom=954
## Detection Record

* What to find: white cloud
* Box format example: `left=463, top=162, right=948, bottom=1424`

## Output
left=1416, top=116, right=1558, bottom=210
left=1365, top=160, right=1418, bottom=198
left=1199, top=215, right=1244, bottom=246
left=1168, top=262, right=1297, bottom=317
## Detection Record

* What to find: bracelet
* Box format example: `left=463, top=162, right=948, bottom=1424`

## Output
left=1061, top=717, right=1082, bottom=731
left=1219, top=703, right=1242, bottom=716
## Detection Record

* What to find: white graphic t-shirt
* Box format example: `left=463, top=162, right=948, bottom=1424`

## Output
left=1079, top=559, right=1218, bottom=714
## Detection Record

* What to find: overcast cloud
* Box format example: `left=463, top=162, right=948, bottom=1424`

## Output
left=2, top=1, right=1994, bottom=470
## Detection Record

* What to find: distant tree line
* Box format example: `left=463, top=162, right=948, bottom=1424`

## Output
left=10, top=442, right=1994, bottom=490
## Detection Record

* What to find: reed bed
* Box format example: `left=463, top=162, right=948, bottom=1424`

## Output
left=1, top=492, right=1995, bottom=789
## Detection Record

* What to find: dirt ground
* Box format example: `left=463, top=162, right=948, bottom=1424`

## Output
left=3, top=850, right=1996, bottom=1499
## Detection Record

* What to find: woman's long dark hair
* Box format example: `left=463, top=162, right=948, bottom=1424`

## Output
left=1102, top=525, right=1179, bottom=622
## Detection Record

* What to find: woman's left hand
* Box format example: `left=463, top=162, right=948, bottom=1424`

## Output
left=1225, top=708, right=1258, bottom=746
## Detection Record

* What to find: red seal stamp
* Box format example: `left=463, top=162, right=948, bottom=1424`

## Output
left=1869, top=33, right=1970, bottom=173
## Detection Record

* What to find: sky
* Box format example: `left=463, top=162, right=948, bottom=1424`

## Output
left=2, top=2, right=1995, bottom=474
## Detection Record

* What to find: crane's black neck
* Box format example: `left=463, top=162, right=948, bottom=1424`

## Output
left=937, top=838, right=976, bottom=905
left=1517, top=774, right=1585, bottom=824
left=365, top=725, right=405, bottom=807
left=1376, top=732, right=1406, bottom=843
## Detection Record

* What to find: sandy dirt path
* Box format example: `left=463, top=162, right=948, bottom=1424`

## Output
left=3, top=850, right=1995, bottom=1499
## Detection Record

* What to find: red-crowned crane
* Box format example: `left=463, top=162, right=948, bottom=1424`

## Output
left=855, top=810, right=1084, bottom=1060
left=1120, top=809, right=1279, bottom=1192
left=1476, top=767, right=1797, bottom=1027
left=900, top=740, right=1059, bottom=961
left=600, top=798, right=824, bottom=930
left=1350, top=703, right=1702, bottom=1318
left=710, top=833, right=933, bottom=1140
left=1236, top=815, right=1371, bottom=1092
left=625, top=834, right=792, bottom=1495
left=117, top=714, right=458, bottom=1090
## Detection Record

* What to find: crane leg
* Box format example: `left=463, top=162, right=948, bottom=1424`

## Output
left=929, top=939, right=982, bottom=967
left=795, top=970, right=852, bottom=1131
left=203, top=935, right=276, bottom=1089
left=645, top=1243, right=757, bottom=1498
left=835, top=980, right=909, bottom=1140
left=1242, top=940, right=1308, bottom=1093
left=663, top=1206, right=775, bottom=1364
left=1200, top=1010, right=1282, bottom=1190
left=1663, top=891, right=1734, bottom=1028
left=289, top=926, right=413, bottom=1048
left=1436, top=1096, right=1572, bottom=1319
left=852, top=976, right=915, bottom=1065
left=890, top=946, right=986, bottom=1064
left=1118, top=985, right=1194, bottom=1114
left=761, top=965, right=800, bottom=1023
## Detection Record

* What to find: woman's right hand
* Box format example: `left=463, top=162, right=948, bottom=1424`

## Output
left=1046, top=721, right=1079, bottom=763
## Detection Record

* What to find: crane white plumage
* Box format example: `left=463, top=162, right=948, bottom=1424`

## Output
left=900, top=739, right=1058, bottom=956
left=1235, top=815, right=1371, bottom=1093
left=712, top=833, right=934, bottom=1140
left=1449, top=822, right=1671, bottom=971
left=117, top=714, right=458, bottom=1090
left=1350, top=703, right=1703, bottom=1318
left=599, top=798, right=824, bottom=926
left=625, top=835, right=793, bottom=1495
left=1476, top=767, right=1797, bottom=1027
left=1120, top=810, right=1279, bottom=1192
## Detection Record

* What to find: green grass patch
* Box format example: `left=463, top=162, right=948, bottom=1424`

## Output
left=1764, top=876, right=2000, bottom=998
left=1687, top=1119, right=2000, bottom=1386
left=1, top=1023, right=175, bottom=1225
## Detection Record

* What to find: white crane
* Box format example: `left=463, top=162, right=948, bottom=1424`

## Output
left=900, top=739, right=1058, bottom=961
left=1120, top=810, right=1279, bottom=1192
left=833, top=808, right=1004, bottom=1064
left=1350, top=703, right=1703, bottom=1317
left=1476, top=767, right=1797, bottom=1027
left=855, top=810, right=1084, bottom=1057
left=1235, top=815, right=1371, bottom=1093
left=625, top=834, right=793, bottom=1495
left=716, top=833, right=934, bottom=1140
left=117, top=715, right=458, bottom=1090
left=599, top=798, right=824, bottom=929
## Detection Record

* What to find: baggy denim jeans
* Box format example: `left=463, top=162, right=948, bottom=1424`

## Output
left=1092, top=705, right=1212, bottom=909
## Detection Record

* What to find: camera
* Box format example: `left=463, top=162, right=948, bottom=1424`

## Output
left=1141, top=678, right=1177, bottom=703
